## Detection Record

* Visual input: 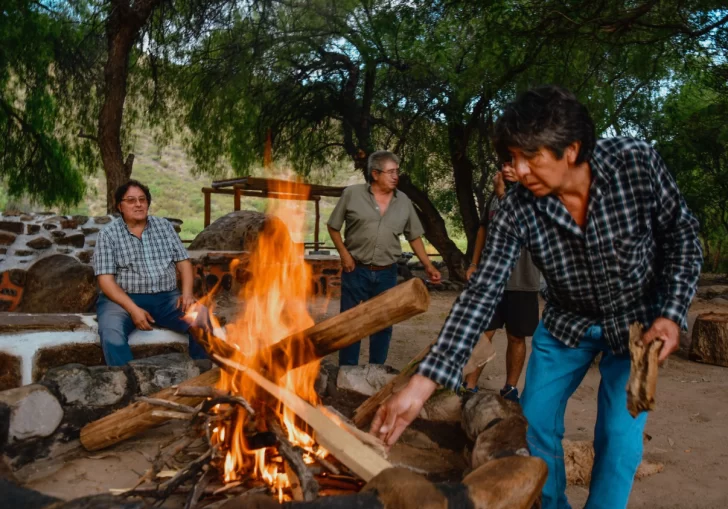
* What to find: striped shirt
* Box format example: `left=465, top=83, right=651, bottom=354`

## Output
left=93, top=216, right=189, bottom=294
left=419, top=137, right=703, bottom=391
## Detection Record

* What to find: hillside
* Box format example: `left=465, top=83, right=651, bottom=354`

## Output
left=1, top=132, right=365, bottom=245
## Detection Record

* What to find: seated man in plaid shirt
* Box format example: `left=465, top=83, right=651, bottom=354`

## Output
left=372, top=86, right=702, bottom=509
left=93, top=180, right=207, bottom=366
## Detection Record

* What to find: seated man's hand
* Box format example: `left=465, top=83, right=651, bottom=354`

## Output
left=177, top=293, right=196, bottom=313
left=466, top=265, right=477, bottom=280
left=425, top=265, right=442, bottom=284
left=130, top=305, right=155, bottom=331
left=371, top=374, right=437, bottom=447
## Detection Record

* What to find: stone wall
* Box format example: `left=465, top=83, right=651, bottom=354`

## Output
left=0, top=313, right=191, bottom=391
left=0, top=354, right=207, bottom=474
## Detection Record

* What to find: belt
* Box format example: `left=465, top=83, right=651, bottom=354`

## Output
left=356, top=262, right=395, bottom=271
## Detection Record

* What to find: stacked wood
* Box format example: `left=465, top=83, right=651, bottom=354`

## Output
left=80, top=278, right=430, bottom=451
left=212, top=457, right=548, bottom=509
left=689, top=312, right=728, bottom=367
left=462, top=393, right=531, bottom=471
left=626, top=322, right=662, bottom=417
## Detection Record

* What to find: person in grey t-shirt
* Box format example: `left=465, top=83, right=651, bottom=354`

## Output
left=462, top=167, right=540, bottom=401
left=327, top=151, right=441, bottom=366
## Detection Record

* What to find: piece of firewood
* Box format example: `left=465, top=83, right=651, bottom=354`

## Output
left=563, top=439, right=663, bottom=486
left=463, top=456, right=548, bottom=509
left=689, top=312, right=728, bottom=367
left=80, top=278, right=430, bottom=452
left=268, top=418, right=319, bottom=501
left=214, top=354, right=393, bottom=482
left=352, top=340, right=435, bottom=428
left=626, top=322, right=663, bottom=418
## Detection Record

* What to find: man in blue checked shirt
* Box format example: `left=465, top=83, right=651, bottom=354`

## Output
left=371, top=86, right=702, bottom=509
left=93, top=180, right=207, bottom=366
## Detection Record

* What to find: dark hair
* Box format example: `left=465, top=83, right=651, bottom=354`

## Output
left=367, top=151, right=400, bottom=183
left=114, top=179, right=152, bottom=211
left=493, top=86, right=595, bottom=165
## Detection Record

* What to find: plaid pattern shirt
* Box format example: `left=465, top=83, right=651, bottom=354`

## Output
left=93, top=216, right=189, bottom=294
left=419, top=138, right=703, bottom=391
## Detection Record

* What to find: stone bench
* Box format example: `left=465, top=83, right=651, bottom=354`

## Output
left=0, top=313, right=189, bottom=391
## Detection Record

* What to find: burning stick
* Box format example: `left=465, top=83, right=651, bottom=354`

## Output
left=626, top=322, right=663, bottom=418
left=213, top=354, right=393, bottom=482
left=268, top=418, right=319, bottom=501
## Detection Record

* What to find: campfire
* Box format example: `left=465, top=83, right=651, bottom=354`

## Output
left=107, top=178, right=392, bottom=506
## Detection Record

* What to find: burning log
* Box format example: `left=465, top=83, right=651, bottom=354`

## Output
left=626, top=322, right=663, bottom=418
left=268, top=418, right=319, bottom=501
left=80, top=278, right=429, bottom=452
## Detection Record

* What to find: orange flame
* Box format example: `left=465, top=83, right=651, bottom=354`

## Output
left=206, top=176, right=324, bottom=487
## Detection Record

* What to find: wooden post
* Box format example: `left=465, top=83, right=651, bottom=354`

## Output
left=313, top=197, right=320, bottom=251
left=233, top=187, right=241, bottom=211
left=80, top=278, right=430, bottom=451
left=203, top=188, right=211, bottom=227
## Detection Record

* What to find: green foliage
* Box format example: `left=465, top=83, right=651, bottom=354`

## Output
left=0, top=0, right=100, bottom=206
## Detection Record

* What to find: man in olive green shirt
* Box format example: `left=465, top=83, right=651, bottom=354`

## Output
left=328, top=150, right=441, bottom=366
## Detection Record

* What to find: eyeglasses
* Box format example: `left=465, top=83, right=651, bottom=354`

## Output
left=375, top=169, right=401, bottom=177
left=120, top=197, right=148, bottom=205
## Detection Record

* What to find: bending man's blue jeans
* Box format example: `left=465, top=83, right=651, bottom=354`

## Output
left=338, top=264, right=398, bottom=366
left=97, top=290, right=208, bottom=366
left=521, top=322, right=647, bottom=509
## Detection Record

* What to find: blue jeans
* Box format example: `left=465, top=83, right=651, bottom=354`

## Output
left=338, top=264, right=398, bottom=366
left=97, top=290, right=208, bottom=366
left=521, top=322, right=647, bottom=509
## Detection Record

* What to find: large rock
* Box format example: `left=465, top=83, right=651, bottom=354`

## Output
left=335, top=364, right=399, bottom=398
left=0, top=384, right=63, bottom=441
left=17, top=254, right=97, bottom=313
left=43, top=364, right=128, bottom=407
left=188, top=210, right=286, bottom=251
left=128, top=353, right=200, bottom=395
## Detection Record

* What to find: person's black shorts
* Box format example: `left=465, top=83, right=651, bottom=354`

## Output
left=485, top=290, right=539, bottom=338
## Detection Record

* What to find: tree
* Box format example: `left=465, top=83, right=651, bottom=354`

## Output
left=0, top=0, right=99, bottom=207
left=177, top=0, right=727, bottom=279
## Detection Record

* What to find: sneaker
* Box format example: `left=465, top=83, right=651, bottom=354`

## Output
left=460, top=383, right=479, bottom=395
left=500, top=384, right=519, bottom=403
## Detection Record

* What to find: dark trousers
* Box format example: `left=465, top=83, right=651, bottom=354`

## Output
left=97, top=290, right=208, bottom=366
left=338, top=264, right=398, bottom=366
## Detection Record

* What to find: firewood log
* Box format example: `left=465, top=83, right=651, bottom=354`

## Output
left=626, top=322, right=663, bottom=418
left=689, top=312, right=728, bottom=367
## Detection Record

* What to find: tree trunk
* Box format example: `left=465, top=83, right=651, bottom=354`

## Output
left=98, top=0, right=160, bottom=212
left=397, top=174, right=468, bottom=281
left=448, top=124, right=481, bottom=260
left=689, top=312, right=728, bottom=367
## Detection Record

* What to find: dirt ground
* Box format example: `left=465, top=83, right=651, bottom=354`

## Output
left=23, top=288, right=728, bottom=508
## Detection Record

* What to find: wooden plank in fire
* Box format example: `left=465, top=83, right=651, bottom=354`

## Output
left=213, top=354, right=393, bottom=482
